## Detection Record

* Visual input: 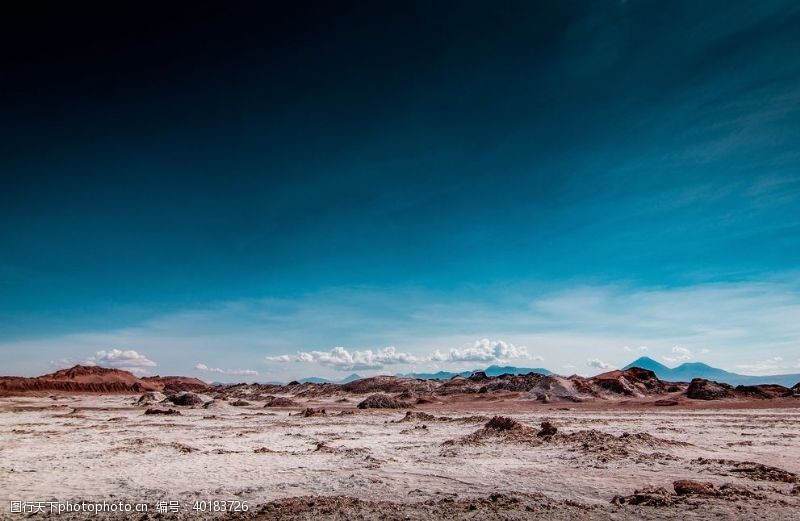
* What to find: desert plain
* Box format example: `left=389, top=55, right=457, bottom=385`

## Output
left=1, top=366, right=799, bottom=520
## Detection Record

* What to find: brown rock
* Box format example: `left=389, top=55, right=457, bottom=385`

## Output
left=686, top=378, right=736, bottom=400
left=673, top=480, right=716, bottom=496
left=144, top=408, right=181, bottom=415
left=357, top=393, right=412, bottom=409
left=537, top=421, right=557, bottom=437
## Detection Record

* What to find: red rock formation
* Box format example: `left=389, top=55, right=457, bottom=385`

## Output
left=0, top=365, right=210, bottom=395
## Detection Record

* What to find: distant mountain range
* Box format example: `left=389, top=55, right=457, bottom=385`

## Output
left=270, top=358, right=799, bottom=387
left=623, top=357, right=800, bottom=387
left=298, top=373, right=363, bottom=384
left=399, top=364, right=553, bottom=380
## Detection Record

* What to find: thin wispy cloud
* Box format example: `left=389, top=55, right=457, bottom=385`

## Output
left=195, top=363, right=258, bottom=377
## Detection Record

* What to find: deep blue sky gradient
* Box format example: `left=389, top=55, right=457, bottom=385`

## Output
left=1, top=1, right=799, bottom=378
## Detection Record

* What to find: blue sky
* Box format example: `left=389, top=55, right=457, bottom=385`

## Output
left=1, top=1, right=800, bottom=380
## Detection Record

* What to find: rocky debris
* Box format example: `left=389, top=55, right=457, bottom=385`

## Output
left=692, top=458, right=799, bottom=483
left=686, top=378, right=736, bottom=400
left=791, top=484, right=800, bottom=495
left=170, top=442, right=197, bottom=453
left=398, top=411, right=437, bottom=422
left=486, top=416, right=523, bottom=431
left=537, top=421, right=558, bottom=437
left=612, top=486, right=674, bottom=506
left=446, top=416, right=540, bottom=446
left=734, top=384, right=792, bottom=399
left=254, top=493, right=596, bottom=520
left=673, top=480, right=716, bottom=496
left=263, top=395, right=297, bottom=407
left=401, top=424, right=429, bottom=434
left=300, top=407, right=326, bottom=417
left=135, top=391, right=166, bottom=406
left=253, top=447, right=272, bottom=453
left=166, top=391, right=204, bottom=407
left=144, top=408, right=181, bottom=415
left=357, top=393, right=412, bottom=409
left=792, top=382, right=800, bottom=396
left=613, top=481, right=765, bottom=506
left=230, top=399, right=251, bottom=406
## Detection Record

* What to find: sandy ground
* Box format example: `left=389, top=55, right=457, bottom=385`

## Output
left=1, top=394, right=798, bottom=519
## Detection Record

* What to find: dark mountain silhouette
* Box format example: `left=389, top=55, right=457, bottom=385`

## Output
left=298, top=373, right=364, bottom=384
left=623, top=356, right=800, bottom=387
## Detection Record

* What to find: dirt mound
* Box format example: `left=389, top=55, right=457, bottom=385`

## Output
left=254, top=493, right=593, bottom=520
left=144, top=408, right=181, bottom=415
left=446, top=416, right=541, bottom=445
left=692, top=458, right=799, bottom=483
left=486, top=416, right=524, bottom=431
left=538, top=421, right=557, bottom=437
left=263, top=395, right=297, bottom=407
left=613, top=480, right=765, bottom=506
left=397, top=411, right=437, bottom=422
left=734, top=384, right=792, bottom=399
left=553, top=429, right=688, bottom=462
left=653, top=399, right=679, bottom=406
left=166, top=391, right=204, bottom=406
left=230, top=399, right=251, bottom=406
left=612, top=486, right=674, bottom=506
left=357, top=393, right=412, bottom=409
left=686, top=378, right=736, bottom=400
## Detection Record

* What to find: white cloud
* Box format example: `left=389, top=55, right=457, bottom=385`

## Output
left=195, top=363, right=258, bottom=377
left=586, top=358, right=614, bottom=370
left=269, top=346, right=419, bottom=371
left=436, top=338, right=535, bottom=362
left=623, top=345, right=649, bottom=353
left=84, top=349, right=156, bottom=375
left=662, top=346, right=692, bottom=364
left=735, top=357, right=786, bottom=375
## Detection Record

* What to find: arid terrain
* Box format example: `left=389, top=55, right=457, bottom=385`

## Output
left=1, top=366, right=799, bottom=519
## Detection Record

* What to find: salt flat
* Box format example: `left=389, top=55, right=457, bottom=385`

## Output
left=1, top=394, right=799, bottom=520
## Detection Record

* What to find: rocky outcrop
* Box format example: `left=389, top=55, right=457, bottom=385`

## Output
left=589, top=367, right=666, bottom=397
left=166, top=391, right=204, bottom=407
left=0, top=365, right=160, bottom=394
left=0, top=366, right=212, bottom=396
left=734, top=384, right=792, bottom=399
left=686, top=378, right=736, bottom=400
left=357, top=393, right=412, bottom=409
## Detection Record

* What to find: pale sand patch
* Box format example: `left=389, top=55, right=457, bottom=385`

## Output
left=0, top=395, right=798, bottom=519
